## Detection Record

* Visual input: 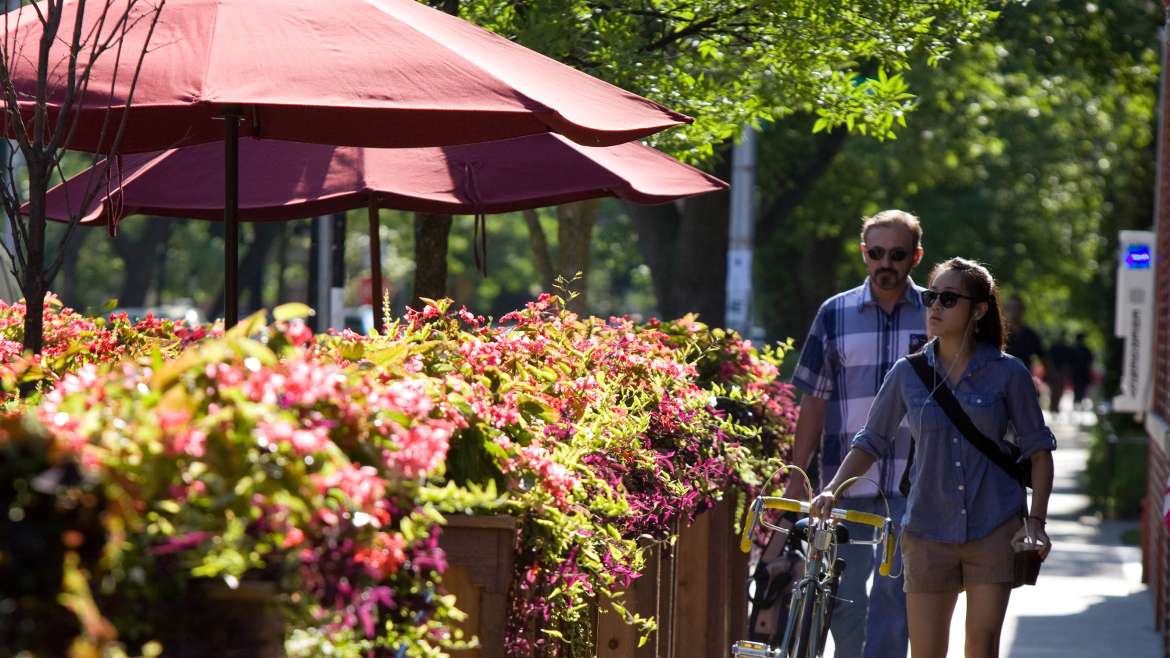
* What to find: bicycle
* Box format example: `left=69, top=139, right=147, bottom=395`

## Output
left=731, top=468, right=896, bottom=658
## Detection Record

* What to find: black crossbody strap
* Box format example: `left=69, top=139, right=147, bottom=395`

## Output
left=906, top=352, right=1024, bottom=485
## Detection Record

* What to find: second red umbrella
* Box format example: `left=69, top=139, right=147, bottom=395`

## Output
left=43, top=134, right=727, bottom=329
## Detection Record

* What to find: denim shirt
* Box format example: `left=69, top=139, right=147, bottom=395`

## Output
left=851, top=339, right=1057, bottom=544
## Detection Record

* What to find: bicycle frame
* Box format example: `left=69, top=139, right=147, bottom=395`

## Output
left=733, top=496, right=895, bottom=658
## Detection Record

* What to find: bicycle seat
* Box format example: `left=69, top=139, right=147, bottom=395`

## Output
left=788, top=518, right=851, bottom=547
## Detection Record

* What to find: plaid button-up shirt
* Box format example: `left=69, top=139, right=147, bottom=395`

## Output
left=791, top=278, right=927, bottom=498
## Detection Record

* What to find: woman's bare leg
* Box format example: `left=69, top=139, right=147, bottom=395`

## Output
left=963, top=584, right=1011, bottom=658
left=907, top=590, right=959, bottom=658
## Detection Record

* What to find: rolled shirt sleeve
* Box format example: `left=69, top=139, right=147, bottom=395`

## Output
left=1004, top=357, right=1058, bottom=459
left=851, top=360, right=909, bottom=460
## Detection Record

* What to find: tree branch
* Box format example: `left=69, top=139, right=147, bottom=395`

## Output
left=640, top=7, right=750, bottom=52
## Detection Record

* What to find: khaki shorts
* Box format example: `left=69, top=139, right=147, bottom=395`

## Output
left=901, top=516, right=1022, bottom=593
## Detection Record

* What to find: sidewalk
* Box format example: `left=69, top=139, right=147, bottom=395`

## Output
left=946, top=410, right=1162, bottom=657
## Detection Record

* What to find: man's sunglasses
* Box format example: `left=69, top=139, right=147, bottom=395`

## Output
left=921, top=290, right=984, bottom=309
left=865, top=246, right=910, bottom=262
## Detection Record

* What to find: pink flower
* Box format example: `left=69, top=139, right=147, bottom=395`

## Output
left=313, top=463, right=386, bottom=511
left=255, top=419, right=331, bottom=455
left=354, top=531, right=407, bottom=579
left=383, top=379, right=434, bottom=418
left=382, top=420, right=452, bottom=479
left=285, top=319, right=314, bottom=347
left=157, top=409, right=207, bottom=458
left=283, top=526, right=306, bottom=549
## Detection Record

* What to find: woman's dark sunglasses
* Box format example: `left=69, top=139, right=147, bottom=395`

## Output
left=865, top=246, right=910, bottom=262
left=921, top=290, right=984, bottom=309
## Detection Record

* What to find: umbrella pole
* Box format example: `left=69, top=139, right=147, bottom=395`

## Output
left=224, top=106, right=242, bottom=327
left=368, top=200, right=384, bottom=334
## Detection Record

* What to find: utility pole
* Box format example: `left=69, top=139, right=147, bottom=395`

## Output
left=311, top=216, right=332, bottom=332
left=725, top=126, right=758, bottom=336
left=329, top=212, right=346, bottom=330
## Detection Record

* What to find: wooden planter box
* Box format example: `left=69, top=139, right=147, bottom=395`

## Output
left=440, top=509, right=743, bottom=658
left=157, top=580, right=284, bottom=658
left=440, top=514, right=518, bottom=658
left=669, top=493, right=749, bottom=658
left=595, top=536, right=677, bottom=658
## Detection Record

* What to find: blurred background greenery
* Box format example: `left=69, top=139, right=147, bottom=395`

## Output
left=30, top=0, right=1162, bottom=388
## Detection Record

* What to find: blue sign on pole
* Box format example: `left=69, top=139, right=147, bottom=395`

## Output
left=1125, top=244, right=1152, bottom=269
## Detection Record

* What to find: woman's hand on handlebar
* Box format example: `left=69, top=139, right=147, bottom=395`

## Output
left=809, top=490, right=836, bottom=520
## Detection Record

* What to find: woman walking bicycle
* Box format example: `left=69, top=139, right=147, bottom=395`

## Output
left=810, top=257, right=1055, bottom=658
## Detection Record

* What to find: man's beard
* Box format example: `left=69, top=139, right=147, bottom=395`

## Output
left=872, top=268, right=905, bottom=290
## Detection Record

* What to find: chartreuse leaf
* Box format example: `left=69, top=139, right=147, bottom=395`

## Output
left=225, top=310, right=267, bottom=339
left=273, top=302, right=314, bottom=322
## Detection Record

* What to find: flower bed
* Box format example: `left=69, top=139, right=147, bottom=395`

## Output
left=0, top=294, right=797, bottom=657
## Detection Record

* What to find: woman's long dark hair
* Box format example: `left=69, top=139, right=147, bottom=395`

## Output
left=928, top=258, right=1006, bottom=350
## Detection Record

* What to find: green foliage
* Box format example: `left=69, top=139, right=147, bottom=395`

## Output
left=452, top=0, right=1004, bottom=163
left=1084, top=413, right=1148, bottom=519
left=755, top=0, right=1161, bottom=353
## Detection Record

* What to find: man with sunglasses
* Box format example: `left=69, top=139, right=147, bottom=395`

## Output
left=787, top=209, right=926, bottom=658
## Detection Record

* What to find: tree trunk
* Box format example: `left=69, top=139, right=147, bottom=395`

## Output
left=523, top=209, right=555, bottom=291
left=412, top=213, right=452, bottom=307
left=627, top=202, right=680, bottom=318
left=21, top=158, right=49, bottom=355
left=555, top=199, right=599, bottom=314
left=151, top=222, right=175, bottom=306
left=205, top=222, right=283, bottom=319
left=669, top=185, right=731, bottom=325
left=243, top=223, right=284, bottom=314
left=275, top=223, right=291, bottom=305
left=113, top=219, right=173, bottom=308
left=57, top=227, right=87, bottom=309
left=627, top=149, right=733, bottom=325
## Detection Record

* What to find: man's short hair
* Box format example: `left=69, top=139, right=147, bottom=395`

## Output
left=860, top=209, right=922, bottom=250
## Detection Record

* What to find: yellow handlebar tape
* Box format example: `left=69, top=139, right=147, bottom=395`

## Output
left=839, top=509, right=888, bottom=528
left=759, top=497, right=806, bottom=514
left=739, top=497, right=896, bottom=573
left=739, top=498, right=761, bottom=554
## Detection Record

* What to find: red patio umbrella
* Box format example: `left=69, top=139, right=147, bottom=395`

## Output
left=41, top=134, right=727, bottom=330
left=3, top=0, right=689, bottom=324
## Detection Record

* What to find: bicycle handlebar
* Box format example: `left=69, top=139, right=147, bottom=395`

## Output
left=739, top=496, right=896, bottom=576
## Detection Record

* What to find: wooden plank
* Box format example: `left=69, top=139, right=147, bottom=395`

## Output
left=633, top=545, right=662, bottom=658
left=445, top=565, right=483, bottom=658
left=659, top=524, right=678, bottom=658
left=673, top=509, right=712, bottom=656
left=440, top=515, right=517, bottom=658
left=706, top=500, right=731, bottom=658
left=727, top=494, right=750, bottom=647
left=596, top=592, right=639, bottom=658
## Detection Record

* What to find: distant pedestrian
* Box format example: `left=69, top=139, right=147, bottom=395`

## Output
left=1004, top=296, right=1044, bottom=374
left=1070, top=333, right=1094, bottom=406
left=1047, top=333, right=1071, bottom=413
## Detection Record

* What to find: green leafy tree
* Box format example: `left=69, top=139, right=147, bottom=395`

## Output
left=0, top=0, right=165, bottom=355
left=754, top=0, right=1161, bottom=364
left=418, top=0, right=1004, bottom=322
